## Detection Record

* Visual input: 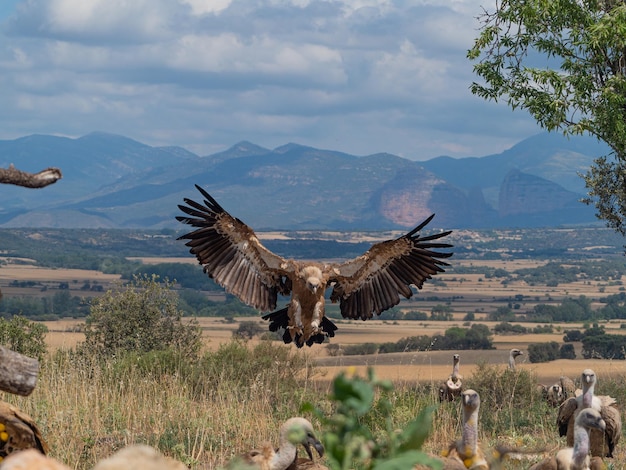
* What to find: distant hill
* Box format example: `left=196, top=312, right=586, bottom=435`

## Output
left=0, top=131, right=611, bottom=230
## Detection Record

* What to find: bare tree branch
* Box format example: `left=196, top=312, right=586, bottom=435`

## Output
left=0, top=165, right=62, bottom=188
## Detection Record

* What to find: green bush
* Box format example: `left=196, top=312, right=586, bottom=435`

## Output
left=528, top=342, right=560, bottom=363
left=0, top=315, right=48, bottom=361
left=342, top=342, right=379, bottom=356
left=465, top=363, right=551, bottom=436
left=79, top=274, right=201, bottom=359
left=559, top=343, right=576, bottom=359
left=186, top=340, right=311, bottom=409
left=233, top=321, right=264, bottom=339
left=304, top=368, right=440, bottom=470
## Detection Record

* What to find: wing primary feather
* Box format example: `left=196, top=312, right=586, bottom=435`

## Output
left=413, top=230, right=453, bottom=243
left=405, top=214, right=436, bottom=236
left=179, top=197, right=216, bottom=216
left=193, top=184, right=226, bottom=213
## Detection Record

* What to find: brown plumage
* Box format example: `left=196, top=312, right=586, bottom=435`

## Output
left=439, top=354, right=463, bottom=402
left=177, top=185, right=453, bottom=347
left=0, top=401, right=48, bottom=462
left=545, top=375, right=576, bottom=408
left=546, top=383, right=564, bottom=408
left=530, top=408, right=607, bottom=470
left=556, top=369, right=621, bottom=458
left=233, top=418, right=323, bottom=470
left=560, top=376, right=576, bottom=401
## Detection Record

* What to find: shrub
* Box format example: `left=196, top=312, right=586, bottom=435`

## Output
left=494, top=322, right=527, bottom=334
left=343, top=343, right=379, bottom=355
left=465, top=363, right=551, bottom=436
left=582, top=333, right=626, bottom=359
left=559, top=343, right=576, bottom=359
left=233, top=321, right=264, bottom=339
left=563, top=329, right=583, bottom=342
left=528, top=342, right=560, bottom=363
left=0, top=315, right=48, bottom=361
left=186, top=340, right=310, bottom=405
left=79, top=274, right=201, bottom=359
left=304, top=368, right=439, bottom=470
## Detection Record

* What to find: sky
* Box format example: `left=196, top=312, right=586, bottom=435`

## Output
left=0, top=0, right=542, bottom=161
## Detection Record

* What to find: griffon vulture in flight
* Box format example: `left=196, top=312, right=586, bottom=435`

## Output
left=177, top=185, right=453, bottom=347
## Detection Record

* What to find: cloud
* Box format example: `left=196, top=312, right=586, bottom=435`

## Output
left=0, top=0, right=539, bottom=160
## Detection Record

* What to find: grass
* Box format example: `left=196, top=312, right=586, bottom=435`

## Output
left=3, top=339, right=625, bottom=469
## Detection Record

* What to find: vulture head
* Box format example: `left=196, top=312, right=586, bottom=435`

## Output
left=577, top=408, right=606, bottom=433
left=283, top=417, right=324, bottom=460
left=582, top=369, right=596, bottom=387
left=301, top=266, right=324, bottom=294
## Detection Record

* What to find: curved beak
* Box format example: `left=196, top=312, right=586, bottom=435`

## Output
left=303, top=435, right=324, bottom=459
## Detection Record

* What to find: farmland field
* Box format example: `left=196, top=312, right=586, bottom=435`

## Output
left=2, top=239, right=626, bottom=469
left=28, top=254, right=626, bottom=388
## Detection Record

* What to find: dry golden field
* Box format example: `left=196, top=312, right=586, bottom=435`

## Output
left=4, top=255, right=626, bottom=386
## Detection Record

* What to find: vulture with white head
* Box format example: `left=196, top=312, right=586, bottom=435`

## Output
left=508, top=349, right=523, bottom=370
left=438, top=354, right=463, bottom=402
left=556, top=369, right=621, bottom=458
left=417, top=389, right=488, bottom=470
left=546, top=383, right=564, bottom=408
left=232, top=418, right=323, bottom=470
left=530, top=408, right=606, bottom=470
left=177, top=185, right=453, bottom=347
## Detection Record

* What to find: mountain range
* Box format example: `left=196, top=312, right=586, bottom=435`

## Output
left=0, top=131, right=611, bottom=231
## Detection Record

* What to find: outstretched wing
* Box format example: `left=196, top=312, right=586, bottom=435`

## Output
left=176, top=185, right=290, bottom=312
left=329, top=214, right=452, bottom=320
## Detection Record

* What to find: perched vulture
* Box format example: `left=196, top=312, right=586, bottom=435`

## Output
left=546, top=383, right=564, bottom=408
left=286, top=427, right=326, bottom=470
left=232, top=417, right=323, bottom=470
left=0, top=401, right=48, bottom=461
left=529, top=408, right=606, bottom=470
left=417, top=389, right=488, bottom=470
left=560, top=376, right=576, bottom=401
left=556, top=369, right=621, bottom=458
left=177, top=185, right=453, bottom=347
left=545, top=376, right=576, bottom=408
left=438, top=354, right=463, bottom=402
left=508, top=349, right=523, bottom=370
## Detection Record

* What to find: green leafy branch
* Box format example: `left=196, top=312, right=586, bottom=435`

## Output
left=303, top=367, right=442, bottom=470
